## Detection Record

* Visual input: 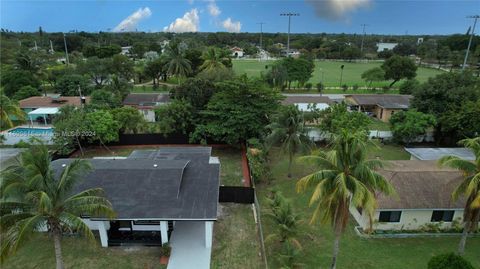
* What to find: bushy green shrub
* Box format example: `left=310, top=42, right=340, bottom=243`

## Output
left=427, top=253, right=474, bottom=269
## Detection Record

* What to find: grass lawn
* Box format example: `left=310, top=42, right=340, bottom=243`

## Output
left=256, top=147, right=480, bottom=269
left=73, top=146, right=244, bottom=186
left=367, top=140, right=410, bottom=160
left=368, top=119, right=391, bottom=131
left=2, top=234, right=165, bottom=269
left=131, top=85, right=170, bottom=93
left=211, top=203, right=263, bottom=269
left=233, top=59, right=444, bottom=88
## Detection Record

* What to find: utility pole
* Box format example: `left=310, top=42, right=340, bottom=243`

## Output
left=257, top=22, right=265, bottom=50
left=34, top=40, right=38, bottom=51
left=63, top=33, right=70, bottom=65
left=360, top=24, right=368, bottom=53
left=49, top=40, right=54, bottom=54
left=463, top=15, right=479, bottom=70
left=280, top=13, right=299, bottom=55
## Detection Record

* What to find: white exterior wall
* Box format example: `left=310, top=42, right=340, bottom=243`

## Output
left=350, top=207, right=464, bottom=231
left=140, top=109, right=156, bottom=122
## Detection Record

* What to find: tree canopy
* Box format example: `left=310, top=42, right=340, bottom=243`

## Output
left=381, top=55, right=417, bottom=87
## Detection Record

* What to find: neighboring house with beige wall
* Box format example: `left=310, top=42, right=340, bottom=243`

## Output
left=345, top=94, right=411, bottom=122
left=350, top=160, right=465, bottom=231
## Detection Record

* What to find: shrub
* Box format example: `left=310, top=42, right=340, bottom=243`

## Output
left=160, top=243, right=171, bottom=257
left=305, top=82, right=312, bottom=91
left=247, top=138, right=272, bottom=184
left=427, top=253, right=474, bottom=269
left=341, top=84, right=348, bottom=92
left=316, top=82, right=324, bottom=93
left=352, top=84, right=359, bottom=91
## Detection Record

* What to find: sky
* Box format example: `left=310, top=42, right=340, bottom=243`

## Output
left=0, top=0, right=479, bottom=35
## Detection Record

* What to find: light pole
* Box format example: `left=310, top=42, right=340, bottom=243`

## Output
left=360, top=24, right=368, bottom=53
left=280, top=13, right=299, bottom=55
left=257, top=22, right=265, bottom=50
left=339, top=65, right=345, bottom=87
left=63, top=33, right=70, bottom=65
left=463, top=15, right=479, bottom=70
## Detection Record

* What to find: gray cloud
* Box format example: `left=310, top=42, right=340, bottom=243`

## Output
left=306, top=0, right=371, bottom=21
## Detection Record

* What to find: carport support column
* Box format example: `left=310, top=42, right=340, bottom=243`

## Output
left=205, top=221, right=213, bottom=248
left=97, top=221, right=109, bottom=247
left=160, top=221, right=168, bottom=244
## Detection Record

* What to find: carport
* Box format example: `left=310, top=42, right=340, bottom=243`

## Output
left=28, top=107, right=59, bottom=126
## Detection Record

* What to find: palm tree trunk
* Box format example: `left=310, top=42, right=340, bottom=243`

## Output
left=76, top=136, right=84, bottom=156
left=53, top=230, right=64, bottom=269
left=458, top=221, right=469, bottom=255
left=288, top=153, right=293, bottom=178
left=331, top=230, right=341, bottom=269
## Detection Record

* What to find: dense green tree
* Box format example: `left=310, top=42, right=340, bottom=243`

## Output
left=266, top=105, right=312, bottom=177
left=103, top=75, right=132, bottom=100
left=389, top=110, right=436, bottom=144
left=86, top=110, right=120, bottom=146
left=1, top=69, right=40, bottom=97
left=265, top=63, right=288, bottom=90
left=14, top=51, right=41, bottom=74
left=83, top=44, right=121, bottom=58
left=440, top=100, right=480, bottom=140
left=143, top=57, right=167, bottom=86
left=53, top=106, right=89, bottom=155
left=0, top=94, right=25, bottom=129
left=12, top=85, right=40, bottom=101
left=297, top=131, right=394, bottom=269
left=381, top=55, right=417, bottom=87
left=89, top=89, right=121, bottom=109
left=0, top=142, right=115, bottom=268
left=439, top=137, right=480, bottom=255
left=437, top=46, right=451, bottom=67
left=392, top=42, right=417, bottom=56
left=193, top=79, right=282, bottom=144
left=129, top=42, right=148, bottom=59
left=398, top=78, right=420, bottom=94
left=361, top=67, right=385, bottom=88
left=172, top=78, right=216, bottom=111
left=111, top=54, right=134, bottom=81
left=111, top=106, right=146, bottom=134
left=54, top=74, right=91, bottom=96
left=78, top=57, right=112, bottom=86
left=154, top=100, right=194, bottom=135
left=280, top=57, right=314, bottom=89
left=318, top=103, right=371, bottom=135
left=428, top=253, right=475, bottom=269
left=185, top=48, right=204, bottom=75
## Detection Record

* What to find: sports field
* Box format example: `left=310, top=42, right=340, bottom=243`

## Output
left=233, top=59, right=444, bottom=87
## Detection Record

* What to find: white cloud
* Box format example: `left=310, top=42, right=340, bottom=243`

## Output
left=306, top=0, right=371, bottom=21
left=222, top=18, right=241, bottom=33
left=163, top=9, right=200, bottom=33
left=113, top=7, right=152, bottom=32
left=207, top=0, right=221, bottom=17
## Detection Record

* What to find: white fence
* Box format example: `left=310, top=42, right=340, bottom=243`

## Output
left=308, top=129, right=434, bottom=142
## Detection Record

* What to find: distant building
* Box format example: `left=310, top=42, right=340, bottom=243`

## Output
left=405, top=148, right=475, bottom=161
left=19, top=96, right=89, bottom=125
left=417, top=37, right=424, bottom=45
left=230, top=47, right=244, bottom=58
left=144, top=51, right=159, bottom=61
left=376, top=42, right=398, bottom=52
left=120, top=46, right=132, bottom=56
left=281, top=49, right=300, bottom=58
left=345, top=94, right=412, bottom=122
left=122, top=93, right=170, bottom=122
left=281, top=96, right=332, bottom=112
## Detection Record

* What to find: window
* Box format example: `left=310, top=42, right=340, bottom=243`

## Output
left=378, top=211, right=402, bottom=222
left=133, top=220, right=160, bottom=225
left=431, top=210, right=454, bottom=222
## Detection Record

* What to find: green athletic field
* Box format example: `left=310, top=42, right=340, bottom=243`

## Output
left=233, top=59, right=445, bottom=87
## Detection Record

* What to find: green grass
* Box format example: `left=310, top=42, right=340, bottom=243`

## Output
left=233, top=59, right=444, bottom=88
left=367, top=140, right=410, bottom=160
left=212, top=147, right=244, bottom=186
left=211, top=203, right=262, bottom=269
left=368, top=119, right=392, bottom=131
left=2, top=234, right=165, bottom=269
left=257, top=147, right=480, bottom=269
left=131, top=85, right=169, bottom=93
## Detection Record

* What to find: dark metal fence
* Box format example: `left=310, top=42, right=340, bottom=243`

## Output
left=219, top=186, right=255, bottom=204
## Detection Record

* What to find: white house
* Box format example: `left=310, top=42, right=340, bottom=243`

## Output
left=120, top=46, right=132, bottom=56
left=350, top=160, right=465, bottom=231
left=376, top=42, right=398, bottom=52
left=230, top=47, right=244, bottom=58
left=281, top=95, right=333, bottom=112
left=122, top=93, right=170, bottom=122
left=51, top=147, right=220, bottom=248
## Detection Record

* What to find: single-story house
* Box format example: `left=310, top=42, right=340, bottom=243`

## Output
left=120, top=46, right=132, bottom=56
left=405, top=147, right=475, bottom=161
left=281, top=95, right=333, bottom=112
left=51, top=147, right=220, bottom=248
left=281, top=49, right=301, bottom=58
left=376, top=42, right=398, bottom=52
left=122, top=93, right=170, bottom=122
left=351, top=160, right=465, bottom=231
left=230, top=47, right=244, bottom=58
left=19, top=96, right=89, bottom=125
left=345, top=94, right=412, bottom=122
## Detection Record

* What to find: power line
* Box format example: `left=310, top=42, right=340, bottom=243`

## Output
left=280, top=13, right=299, bottom=54
left=257, top=22, right=265, bottom=50
left=463, top=15, right=479, bottom=70
left=360, top=24, right=368, bottom=53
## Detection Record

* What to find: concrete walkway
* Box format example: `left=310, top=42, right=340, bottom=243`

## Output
left=167, top=221, right=212, bottom=269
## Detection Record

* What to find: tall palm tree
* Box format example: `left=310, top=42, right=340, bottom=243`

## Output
left=163, top=42, right=191, bottom=85
left=0, top=94, right=25, bottom=130
left=296, top=131, right=394, bottom=269
left=266, top=105, right=312, bottom=178
left=438, top=137, right=480, bottom=255
left=0, top=142, right=115, bottom=269
left=199, top=47, right=229, bottom=73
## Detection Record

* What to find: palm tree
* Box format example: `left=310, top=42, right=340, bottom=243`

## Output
left=163, top=42, right=191, bottom=85
left=265, top=191, right=302, bottom=246
left=0, top=142, right=115, bottom=269
left=266, top=105, right=312, bottom=178
left=296, top=131, right=394, bottom=269
left=438, top=137, right=480, bottom=255
left=199, top=47, right=229, bottom=73
left=0, top=94, right=25, bottom=130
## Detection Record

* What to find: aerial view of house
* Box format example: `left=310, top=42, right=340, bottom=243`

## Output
left=345, top=94, right=412, bottom=122
left=123, top=93, right=170, bottom=122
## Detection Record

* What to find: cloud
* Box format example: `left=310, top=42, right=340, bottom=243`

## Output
left=207, top=0, right=221, bottom=17
left=187, top=0, right=194, bottom=4
left=164, top=9, right=200, bottom=33
left=306, top=0, right=371, bottom=21
left=113, top=7, right=152, bottom=32
left=222, top=18, right=241, bottom=33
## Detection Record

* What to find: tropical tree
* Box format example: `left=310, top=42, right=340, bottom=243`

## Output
left=163, top=42, right=191, bottom=85
left=266, top=105, right=312, bottom=178
left=0, top=94, right=25, bottom=130
left=0, top=142, right=115, bottom=269
left=438, top=137, right=480, bottom=255
left=296, top=131, right=395, bottom=269
left=265, top=191, right=302, bottom=247
left=199, top=47, right=230, bottom=73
